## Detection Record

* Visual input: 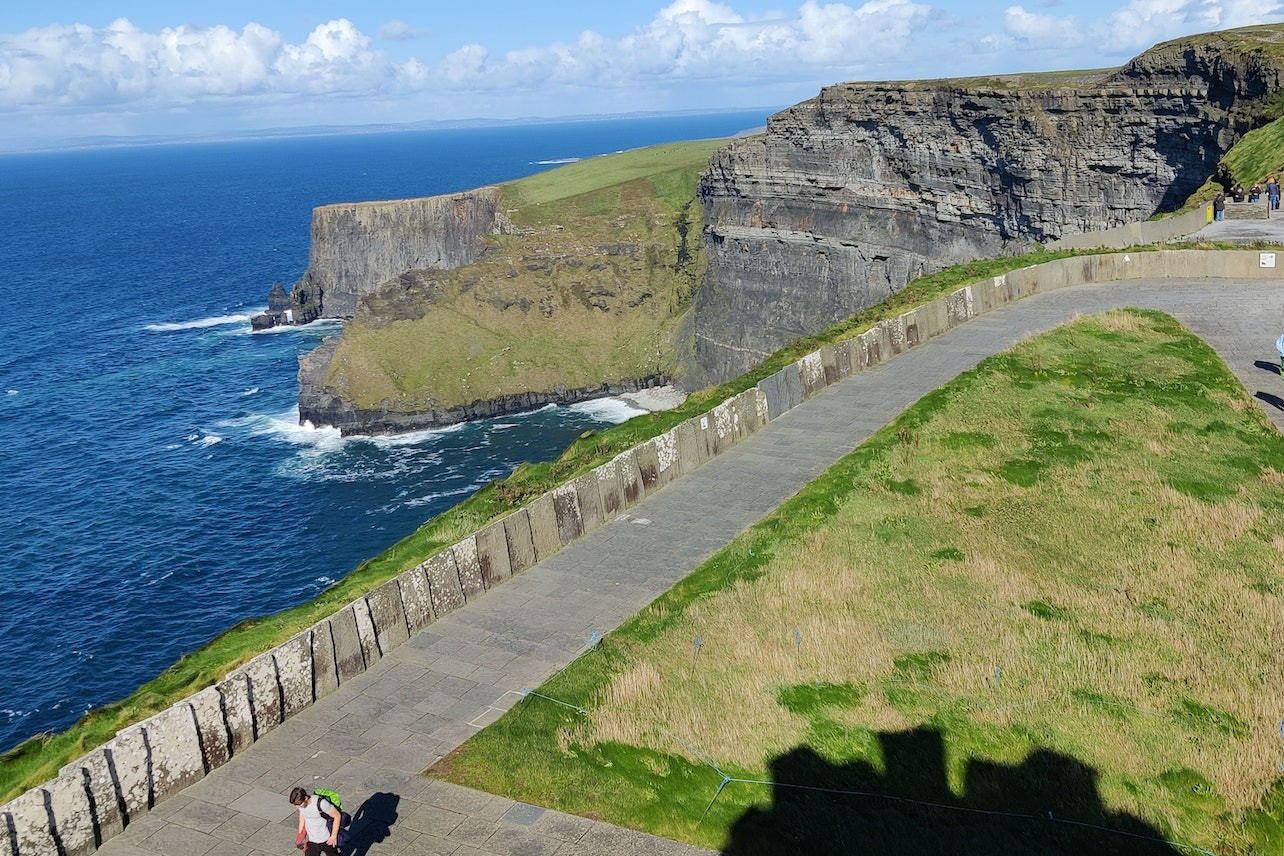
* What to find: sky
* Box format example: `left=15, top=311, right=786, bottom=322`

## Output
left=1, top=0, right=1282, bottom=150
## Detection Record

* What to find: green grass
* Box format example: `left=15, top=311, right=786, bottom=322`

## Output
left=432, top=310, right=1284, bottom=855
left=498, top=139, right=729, bottom=208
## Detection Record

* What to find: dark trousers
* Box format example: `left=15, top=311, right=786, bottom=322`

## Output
left=304, top=842, right=340, bottom=856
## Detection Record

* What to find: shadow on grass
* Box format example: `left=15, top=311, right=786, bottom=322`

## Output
left=345, top=791, right=399, bottom=856
left=722, top=729, right=1179, bottom=856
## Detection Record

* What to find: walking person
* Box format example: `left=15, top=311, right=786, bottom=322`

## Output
left=291, top=787, right=342, bottom=855
left=1277, top=332, right=1284, bottom=375
left=1268, top=176, right=1280, bottom=211
left=1213, top=190, right=1226, bottom=221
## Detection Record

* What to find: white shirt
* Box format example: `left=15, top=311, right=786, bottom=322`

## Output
left=298, top=795, right=335, bottom=844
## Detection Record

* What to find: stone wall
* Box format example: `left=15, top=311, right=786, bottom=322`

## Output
left=4, top=248, right=1281, bottom=855
left=1047, top=206, right=1211, bottom=250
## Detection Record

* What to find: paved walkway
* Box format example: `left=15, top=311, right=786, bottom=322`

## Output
left=95, top=276, right=1284, bottom=856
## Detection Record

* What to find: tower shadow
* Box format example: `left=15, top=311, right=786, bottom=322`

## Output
left=722, top=729, right=1179, bottom=856
left=344, top=791, right=399, bottom=856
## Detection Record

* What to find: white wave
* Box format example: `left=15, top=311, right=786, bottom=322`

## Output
left=184, top=430, right=222, bottom=447
left=225, top=408, right=345, bottom=451
left=365, top=421, right=466, bottom=448
left=489, top=422, right=517, bottom=431
left=145, top=312, right=257, bottom=332
left=5, top=389, right=16, bottom=396
left=253, top=318, right=345, bottom=335
left=241, top=387, right=259, bottom=396
left=533, top=157, right=580, bottom=165
left=569, top=397, right=647, bottom=423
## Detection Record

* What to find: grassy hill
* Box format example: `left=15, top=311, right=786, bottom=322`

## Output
left=431, top=310, right=1284, bottom=855
left=319, top=140, right=725, bottom=411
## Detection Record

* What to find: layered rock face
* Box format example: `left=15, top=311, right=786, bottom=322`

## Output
left=691, top=83, right=1223, bottom=384
left=290, top=188, right=502, bottom=321
left=689, top=29, right=1284, bottom=385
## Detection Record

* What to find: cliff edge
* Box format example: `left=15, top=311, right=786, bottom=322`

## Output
left=288, top=24, right=1284, bottom=433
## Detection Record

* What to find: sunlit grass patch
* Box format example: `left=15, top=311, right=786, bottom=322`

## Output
left=432, top=310, right=1284, bottom=854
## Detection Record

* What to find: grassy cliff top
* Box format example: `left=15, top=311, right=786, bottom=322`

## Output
left=500, top=138, right=730, bottom=210
left=827, top=22, right=1284, bottom=95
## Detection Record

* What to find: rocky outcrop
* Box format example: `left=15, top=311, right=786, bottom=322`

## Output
left=687, top=28, right=1284, bottom=385
left=250, top=282, right=293, bottom=330
left=290, top=188, right=503, bottom=321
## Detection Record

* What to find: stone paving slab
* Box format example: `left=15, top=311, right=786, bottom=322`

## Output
left=92, top=277, right=1283, bottom=856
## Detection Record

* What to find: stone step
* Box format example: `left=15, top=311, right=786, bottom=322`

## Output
left=1224, top=200, right=1270, bottom=220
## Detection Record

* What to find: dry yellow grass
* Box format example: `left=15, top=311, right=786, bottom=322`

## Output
left=563, top=311, right=1282, bottom=837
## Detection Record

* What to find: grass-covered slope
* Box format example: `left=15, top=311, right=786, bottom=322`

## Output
left=431, top=310, right=1284, bottom=855
left=319, top=140, right=725, bottom=412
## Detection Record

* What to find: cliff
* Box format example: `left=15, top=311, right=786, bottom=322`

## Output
left=688, top=25, right=1284, bottom=384
left=289, top=189, right=502, bottom=322
left=289, top=24, right=1284, bottom=432
left=294, top=140, right=722, bottom=434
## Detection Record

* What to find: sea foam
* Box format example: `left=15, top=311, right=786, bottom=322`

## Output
left=145, top=312, right=258, bottom=332
left=569, top=397, right=648, bottom=423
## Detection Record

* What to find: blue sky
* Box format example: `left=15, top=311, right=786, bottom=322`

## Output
left=1, top=0, right=1281, bottom=149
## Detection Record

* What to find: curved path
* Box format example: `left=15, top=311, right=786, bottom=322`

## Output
left=96, top=276, right=1283, bottom=856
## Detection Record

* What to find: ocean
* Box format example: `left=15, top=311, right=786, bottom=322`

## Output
left=0, top=109, right=773, bottom=754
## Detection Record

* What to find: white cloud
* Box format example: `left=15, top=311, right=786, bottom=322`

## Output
left=1002, top=6, right=1083, bottom=48
left=996, top=1, right=1284, bottom=59
left=0, top=17, right=386, bottom=109
left=2, top=1, right=1283, bottom=140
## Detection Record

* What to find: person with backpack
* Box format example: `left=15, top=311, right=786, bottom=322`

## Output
left=290, top=786, right=345, bottom=855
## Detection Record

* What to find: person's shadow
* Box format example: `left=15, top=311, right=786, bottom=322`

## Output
left=1255, top=391, right=1284, bottom=411
left=1253, top=359, right=1281, bottom=376
left=343, top=792, right=399, bottom=856
left=722, top=729, right=1180, bottom=855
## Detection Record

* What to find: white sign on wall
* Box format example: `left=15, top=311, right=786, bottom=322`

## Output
left=1260, top=252, right=1276, bottom=268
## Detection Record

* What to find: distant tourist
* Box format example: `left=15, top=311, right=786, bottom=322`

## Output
left=1213, top=191, right=1226, bottom=220
left=1250, top=184, right=1262, bottom=203
left=1269, top=176, right=1281, bottom=210
left=1232, top=183, right=1245, bottom=202
left=1277, top=332, right=1284, bottom=375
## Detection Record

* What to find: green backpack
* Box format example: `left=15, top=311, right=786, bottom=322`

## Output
left=312, top=788, right=353, bottom=846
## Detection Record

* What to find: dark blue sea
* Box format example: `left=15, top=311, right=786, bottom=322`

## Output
left=0, top=110, right=772, bottom=753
